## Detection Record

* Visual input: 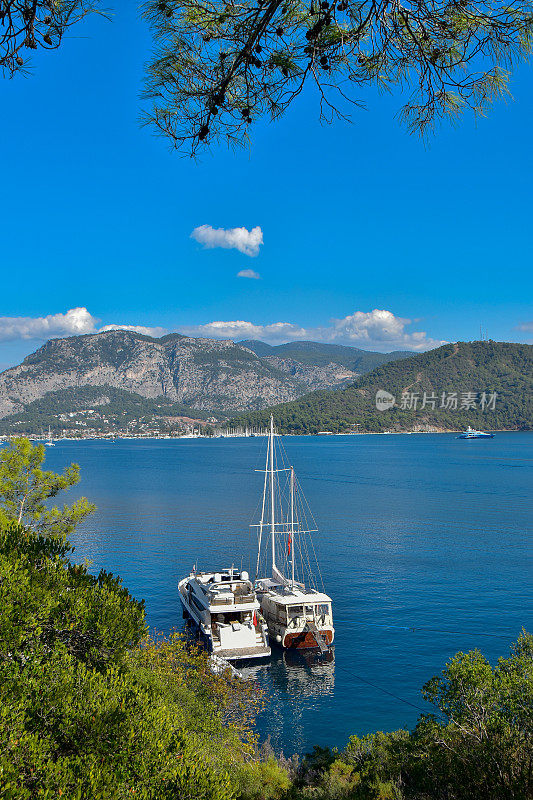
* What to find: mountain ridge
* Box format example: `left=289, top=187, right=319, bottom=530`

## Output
left=0, top=330, right=414, bottom=434
left=240, top=340, right=415, bottom=370
left=229, top=341, right=533, bottom=433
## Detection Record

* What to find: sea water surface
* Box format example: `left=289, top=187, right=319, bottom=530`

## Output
left=43, top=432, right=532, bottom=756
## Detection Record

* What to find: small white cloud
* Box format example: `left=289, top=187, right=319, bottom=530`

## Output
left=327, top=309, right=441, bottom=350
left=179, top=320, right=308, bottom=343
left=237, top=269, right=261, bottom=280
left=191, top=224, right=263, bottom=257
left=99, top=324, right=168, bottom=337
left=517, top=321, right=533, bottom=332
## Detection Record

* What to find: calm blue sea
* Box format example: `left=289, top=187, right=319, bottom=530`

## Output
left=42, top=432, right=532, bottom=756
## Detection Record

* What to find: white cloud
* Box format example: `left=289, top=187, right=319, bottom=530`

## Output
left=327, top=309, right=437, bottom=349
left=0, top=307, right=445, bottom=354
left=0, top=308, right=167, bottom=345
left=99, top=324, right=168, bottom=337
left=180, top=320, right=308, bottom=343
left=191, top=225, right=263, bottom=257
left=237, top=269, right=261, bottom=280
left=517, top=321, right=533, bottom=332
left=0, top=307, right=97, bottom=343
left=179, top=309, right=447, bottom=351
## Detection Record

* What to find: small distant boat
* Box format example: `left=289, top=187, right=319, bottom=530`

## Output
left=178, top=568, right=271, bottom=662
left=45, top=426, right=55, bottom=447
left=254, top=416, right=334, bottom=652
left=457, top=425, right=494, bottom=439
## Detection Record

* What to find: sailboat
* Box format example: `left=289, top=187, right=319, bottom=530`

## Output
left=45, top=426, right=55, bottom=447
left=254, top=416, right=334, bottom=651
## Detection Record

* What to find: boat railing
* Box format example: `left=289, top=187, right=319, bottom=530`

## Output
left=210, top=596, right=233, bottom=606
left=235, top=593, right=255, bottom=604
left=209, top=592, right=256, bottom=606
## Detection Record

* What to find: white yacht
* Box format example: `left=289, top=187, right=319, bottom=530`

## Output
left=254, top=416, right=334, bottom=652
left=457, top=425, right=494, bottom=439
left=178, top=568, right=271, bottom=661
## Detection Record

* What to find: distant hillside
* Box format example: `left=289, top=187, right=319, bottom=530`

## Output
left=0, top=386, right=215, bottom=437
left=229, top=341, right=533, bottom=433
left=0, top=330, right=390, bottom=435
left=240, top=340, right=414, bottom=372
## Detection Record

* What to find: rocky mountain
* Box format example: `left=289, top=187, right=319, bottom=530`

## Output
left=0, top=331, right=293, bottom=420
left=230, top=341, right=533, bottom=433
left=0, top=331, right=414, bottom=433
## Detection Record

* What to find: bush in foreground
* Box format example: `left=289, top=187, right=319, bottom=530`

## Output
left=0, top=521, right=264, bottom=799
left=290, top=632, right=533, bottom=800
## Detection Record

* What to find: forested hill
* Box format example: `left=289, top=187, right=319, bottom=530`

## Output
left=229, top=341, right=533, bottom=433
left=240, top=339, right=414, bottom=371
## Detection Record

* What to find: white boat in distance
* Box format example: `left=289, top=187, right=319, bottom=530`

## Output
left=457, top=425, right=494, bottom=439
left=45, top=426, right=55, bottom=447
left=178, top=568, right=271, bottom=662
left=254, top=416, right=334, bottom=652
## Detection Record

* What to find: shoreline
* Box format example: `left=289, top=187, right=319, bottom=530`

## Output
left=1, top=428, right=528, bottom=443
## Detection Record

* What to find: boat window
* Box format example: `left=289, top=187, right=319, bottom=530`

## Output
left=288, top=605, right=303, bottom=616
left=317, top=604, right=330, bottom=616
left=305, top=605, right=314, bottom=616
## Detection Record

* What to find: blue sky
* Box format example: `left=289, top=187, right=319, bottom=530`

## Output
left=0, top=1, right=532, bottom=369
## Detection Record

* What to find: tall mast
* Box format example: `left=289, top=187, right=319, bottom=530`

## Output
left=255, top=437, right=269, bottom=578
left=270, top=414, right=276, bottom=574
left=290, top=466, right=295, bottom=588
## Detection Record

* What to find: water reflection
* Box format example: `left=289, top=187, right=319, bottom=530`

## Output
left=242, top=648, right=335, bottom=755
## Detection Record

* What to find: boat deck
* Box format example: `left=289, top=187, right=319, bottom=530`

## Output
left=217, top=645, right=271, bottom=661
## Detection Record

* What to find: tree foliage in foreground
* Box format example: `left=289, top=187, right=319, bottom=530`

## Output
left=0, top=0, right=99, bottom=77
left=142, top=0, right=533, bottom=153
left=0, top=521, right=265, bottom=799
left=0, top=437, right=94, bottom=538
left=290, top=631, right=533, bottom=799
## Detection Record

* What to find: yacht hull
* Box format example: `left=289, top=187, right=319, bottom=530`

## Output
left=283, top=628, right=334, bottom=649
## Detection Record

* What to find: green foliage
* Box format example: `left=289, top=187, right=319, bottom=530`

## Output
left=142, top=0, right=533, bottom=154
left=292, top=633, right=533, bottom=799
left=0, top=438, right=94, bottom=537
left=410, top=631, right=533, bottom=800
left=0, top=386, right=215, bottom=436
left=0, top=521, right=264, bottom=799
left=234, top=756, right=292, bottom=800
left=230, top=341, right=533, bottom=434
left=241, top=342, right=413, bottom=372
left=1, top=0, right=98, bottom=78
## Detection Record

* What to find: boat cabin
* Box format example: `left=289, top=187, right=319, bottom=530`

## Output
left=255, top=580, right=334, bottom=647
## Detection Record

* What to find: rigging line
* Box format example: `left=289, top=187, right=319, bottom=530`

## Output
left=332, top=662, right=433, bottom=716
left=295, top=476, right=323, bottom=592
